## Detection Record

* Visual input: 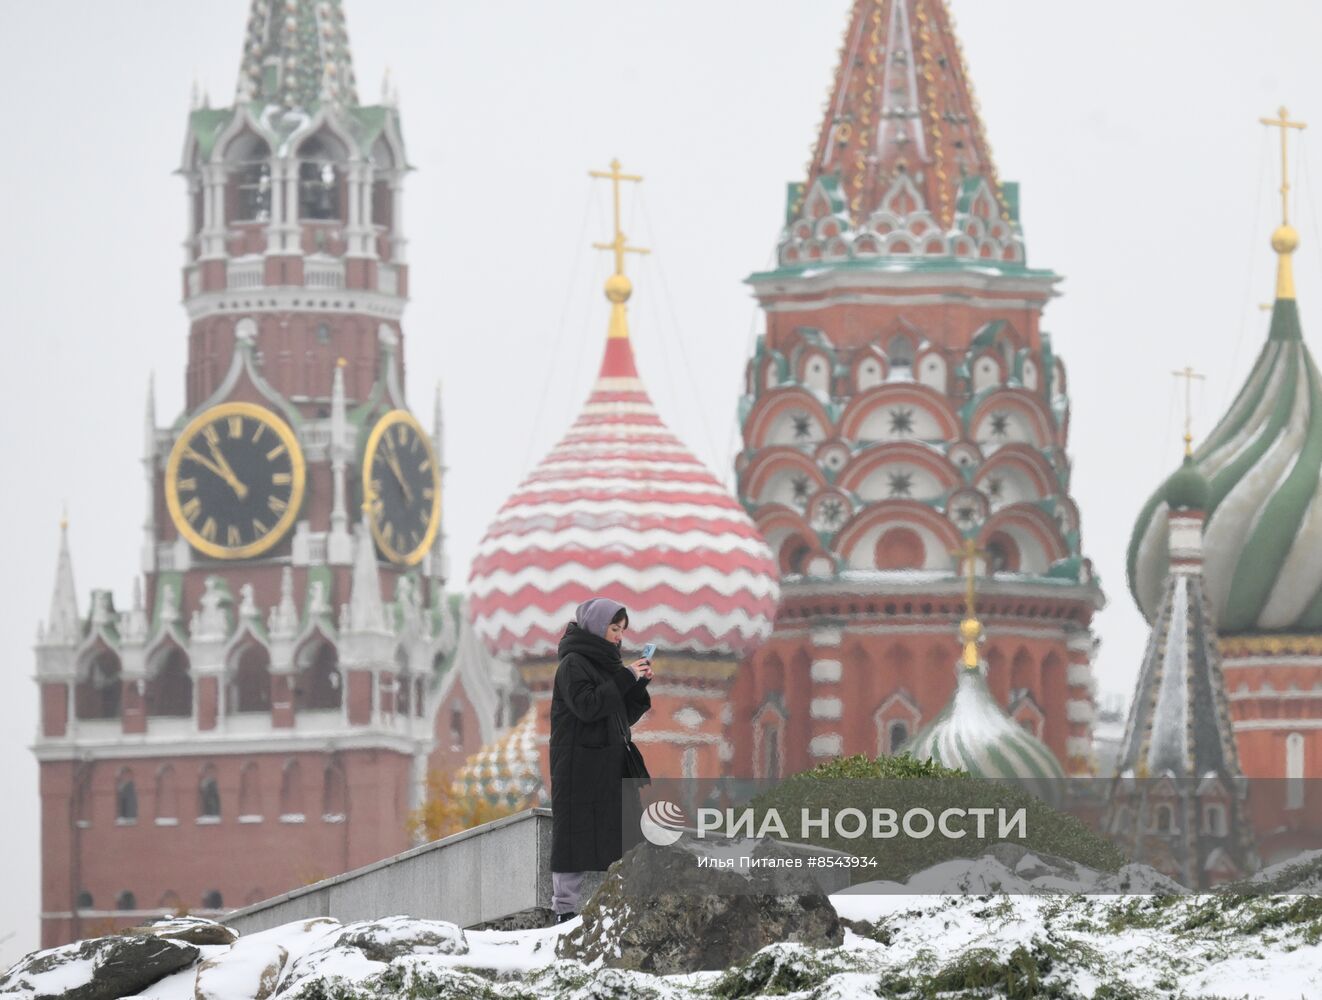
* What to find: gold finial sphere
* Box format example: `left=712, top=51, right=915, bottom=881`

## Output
left=337, top=357, right=347, bottom=368
left=605, top=274, right=633, bottom=303
left=1272, top=224, right=1300, bottom=255
left=959, top=617, right=982, bottom=643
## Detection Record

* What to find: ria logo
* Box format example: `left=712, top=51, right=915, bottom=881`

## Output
left=639, top=800, right=686, bottom=846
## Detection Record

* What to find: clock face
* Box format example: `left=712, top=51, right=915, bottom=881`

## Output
left=165, top=402, right=306, bottom=560
left=363, top=409, right=441, bottom=566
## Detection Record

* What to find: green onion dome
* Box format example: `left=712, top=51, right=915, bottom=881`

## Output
left=1163, top=452, right=1210, bottom=512
left=1129, top=298, right=1322, bottom=632
left=904, top=639, right=1067, bottom=805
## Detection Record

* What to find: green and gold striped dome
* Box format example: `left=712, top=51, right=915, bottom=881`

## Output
left=1128, top=295, right=1322, bottom=632
left=905, top=621, right=1066, bottom=803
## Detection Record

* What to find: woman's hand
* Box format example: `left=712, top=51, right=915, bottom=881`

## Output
left=627, top=658, right=653, bottom=680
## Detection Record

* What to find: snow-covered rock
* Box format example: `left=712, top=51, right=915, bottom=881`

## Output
left=122, top=916, right=237, bottom=947
left=556, top=840, right=843, bottom=974
left=0, top=934, right=198, bottom=1000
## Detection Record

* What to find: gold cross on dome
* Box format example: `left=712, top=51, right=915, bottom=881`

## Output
left=950, top=536, right=987, bottom=619
left=589, top=159, right=649, bottom=277
left=1260, top=107, right=1306, bottom=226
left=1171, top=366, right=1205, bottom=456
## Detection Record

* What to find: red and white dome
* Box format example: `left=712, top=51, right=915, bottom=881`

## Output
left=469, top=319, right=779, bottom=661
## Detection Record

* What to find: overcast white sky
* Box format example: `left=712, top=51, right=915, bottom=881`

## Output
left=3, top=0, right=1322, bottom=965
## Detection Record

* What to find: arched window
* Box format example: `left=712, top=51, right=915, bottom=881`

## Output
left=298, top=134, right=344, bottom=220
left=75, top=890, right=93, bottom=909
left=887, top=334, right=915, bottom=368
left=295, top=640, right=342, bottom=711
left=116, top=891, right=137, bottom=912
left=395, top=647, right=410, bottom=717
left=75, top=649, right=122, bottom=720
left=229, top=643, right=271, bottom=714
left=115, top=771, right=137, bottom=823
left=1286, top=732, right=1306, bottom=810
left=198, top=765, right=221, bottom=820
left=887, top=719, right=910, bottom=754
left=225, top=133, right=272, bottom=223
left=202, top=890, right=224, bottom=910
left=280, top=759, right=305, bottom=820
left=449, top=706, right=465, bottom=750
left=323, top=762, right=347, bottom=821
left=146, top=646, right=193, bottom=718
left=1202, top=803, right=1227, bottom=836
left=238, top=762, right=262, bottom=820
left=1153, top=803, right=1175, bottom=833
left=155, top=765, right=179, bottom=823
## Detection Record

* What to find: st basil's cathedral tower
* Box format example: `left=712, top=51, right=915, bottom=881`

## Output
left=468, top=163, right=780, bottom=788
left=32, top=0, right=455, bottom=948
left=733, top=0, right=1103, bottom=778
left=1129, top=111, right=1322, bottom=862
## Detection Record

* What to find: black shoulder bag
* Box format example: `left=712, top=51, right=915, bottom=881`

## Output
left=617, top=714, right=652, bottom=786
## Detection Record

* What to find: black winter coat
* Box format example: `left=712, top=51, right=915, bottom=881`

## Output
left=549, top=623, right=652, bottom=873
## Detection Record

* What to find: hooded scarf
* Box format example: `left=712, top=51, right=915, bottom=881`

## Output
left=575, top=597, right=627, bottom=639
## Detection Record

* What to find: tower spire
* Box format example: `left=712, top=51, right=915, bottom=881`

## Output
left=235, top=0, right=359, bottom=111
left=1260, top=106, right=1306, bottom=301
left=44, top=515, right=81, bottom=647
left=804, top=0, right=1001, bottom=227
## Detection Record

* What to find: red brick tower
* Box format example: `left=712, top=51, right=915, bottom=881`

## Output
left=32, top=0, right=455, bottom=947
left=731, top=0, right=1104, bottom=779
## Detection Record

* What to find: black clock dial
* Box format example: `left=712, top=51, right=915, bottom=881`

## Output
left=166, top=403, right=306, bottom=560
left=364, top=411, right=440, bottom=565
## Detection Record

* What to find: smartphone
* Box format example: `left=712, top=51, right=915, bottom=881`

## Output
left=641, top=643, right=657, bottom=660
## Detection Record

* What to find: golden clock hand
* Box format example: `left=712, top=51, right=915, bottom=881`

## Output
left=382, top=439, right=414, bottom=505
left=188, top=441, right=248, bottom=500
left=204, top=438, right=250, bottom=500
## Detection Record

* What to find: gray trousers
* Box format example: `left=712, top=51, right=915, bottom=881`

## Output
left=551, top=871, right=584, bottom=914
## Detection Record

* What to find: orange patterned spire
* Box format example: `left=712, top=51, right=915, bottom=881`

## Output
left=802, top=0, right=1001, bottom=228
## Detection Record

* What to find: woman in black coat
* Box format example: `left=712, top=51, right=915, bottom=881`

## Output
left=549, top=597, right=652, bottom=922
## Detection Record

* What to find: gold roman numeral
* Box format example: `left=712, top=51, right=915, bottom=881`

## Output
left=228, top=416, right=243, bottom=438
left=272, top=472, right=292, bottom=486
left=396, top=426, right=408, bottom=446
left=266, top=444, right=286, bottom=461
left=203, top=424, right=220, bottom=446
left=201, top=517, right=217, bottom=541
left=178, top=478, right=197, bottom=492
left=252, top=518, right=268, bottom=536
left=251, top=423, right=264, bottom=443
left=422, top=487, right=434, bottom=499
left=382, top=522, right=394, bottom=543
left=418, top=458, right=430, bottom=472
left=268, top=496, right=288, bottom=515
left=181, top=497, right=201, bottom=522
left=226, top=525, right=242, bottom=547
left=419, top=508, right=430, bottom=524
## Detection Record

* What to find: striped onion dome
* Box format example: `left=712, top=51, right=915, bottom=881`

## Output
left=906, top=618, right=1066, bottom=803
left=451, top=707, right=546, bottom=808
left=1128, top=289, right=1322, bottom=632
left=468, top=274, right=780, bottom=661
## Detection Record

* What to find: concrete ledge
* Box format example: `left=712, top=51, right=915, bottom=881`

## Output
left=224, top=806, right=854, bottom=935
left=225, top=808, right=553, bottom=935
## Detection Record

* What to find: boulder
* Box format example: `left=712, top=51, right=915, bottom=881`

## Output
left=333, top=915, right=468, bottom=962
left=125, top=915, right=238, bottom=947
left=0, top=934, right=198, bottom=1000
left=556, top=839, right=843, bottom=974
left=193, top=941, right=286, bottom=1000
left=277, top=916, right=467, bottom=995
